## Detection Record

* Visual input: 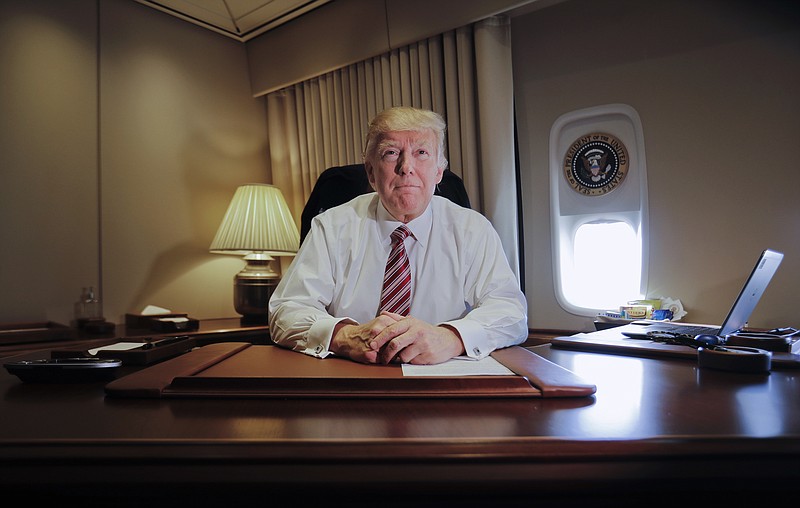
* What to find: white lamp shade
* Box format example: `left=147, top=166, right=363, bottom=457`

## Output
left=209, top=184, right=300, bottom=256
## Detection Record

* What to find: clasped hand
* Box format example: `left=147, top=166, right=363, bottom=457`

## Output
left=331, top=311, right=464, bottom=365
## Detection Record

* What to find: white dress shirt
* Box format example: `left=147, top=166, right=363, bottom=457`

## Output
left=268, top=193, right=528, bottom=359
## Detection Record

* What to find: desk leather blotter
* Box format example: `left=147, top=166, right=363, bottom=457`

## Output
left=104, top=343, right=596, bottom=399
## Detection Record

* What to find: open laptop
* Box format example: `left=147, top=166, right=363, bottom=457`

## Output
left=622, top=248, right=784, bottom=339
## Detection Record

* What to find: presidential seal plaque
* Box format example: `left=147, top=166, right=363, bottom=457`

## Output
left=563, top=132, right=629, bottom=196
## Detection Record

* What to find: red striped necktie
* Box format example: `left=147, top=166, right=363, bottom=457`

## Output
left=379, top=225, right=412, bottom=316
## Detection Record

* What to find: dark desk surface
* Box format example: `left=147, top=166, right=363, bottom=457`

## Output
left=1, top=339, right=799, bottom=507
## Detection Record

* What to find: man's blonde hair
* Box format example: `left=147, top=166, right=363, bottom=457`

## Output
left=363, top=107, right=448, bottom=169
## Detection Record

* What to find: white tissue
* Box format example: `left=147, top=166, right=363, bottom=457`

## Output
left=140, top=305, right=172, bottom=316
left=659, top=297, right=686, bottom=321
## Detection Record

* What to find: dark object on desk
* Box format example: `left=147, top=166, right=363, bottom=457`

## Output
left=635, top=332, right=773, bottom=374
left=105, top=343, right=596, bottom=399
left=125, top=313, right=199, bottom=332
left=52, top=336, right=196, bottom=366
left=149, top=316, right=200, bottom=332
left=0, top=321, right=75, bottom=345
left=140, top=335, right=190, bottom=349
left=697, top=345, right=772, bottom=374
left=726, top=328, right=800, bottom=352
left=4, top=357, right=122, bottom=383
left=126, top=312, right=187, bottom=328
left=300, top=164, right=471, bottom=242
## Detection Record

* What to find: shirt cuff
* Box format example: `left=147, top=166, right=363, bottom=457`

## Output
left=305, top=316, right=355, bottom=358
left=441, top=319, right=488, bottom=359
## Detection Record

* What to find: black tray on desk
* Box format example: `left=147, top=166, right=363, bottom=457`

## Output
left=51, top=336, right=197, bottom=366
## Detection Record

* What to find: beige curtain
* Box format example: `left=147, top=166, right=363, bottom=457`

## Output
left=266, top=16, right=519, bottom=278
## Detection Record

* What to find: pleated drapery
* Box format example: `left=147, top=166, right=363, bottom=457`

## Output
left=265, top=16, right=520, bottom=278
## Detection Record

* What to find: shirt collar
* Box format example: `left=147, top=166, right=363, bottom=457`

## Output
left=377, top=199, right=432, bottom=248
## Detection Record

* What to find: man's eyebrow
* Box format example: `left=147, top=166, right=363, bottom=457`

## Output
left=375, top=135, right=434, bottom=153
left=377, top=140, right=399, bottom=152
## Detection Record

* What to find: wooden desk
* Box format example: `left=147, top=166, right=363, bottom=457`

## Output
left=1, top=342, right=798, bottom=506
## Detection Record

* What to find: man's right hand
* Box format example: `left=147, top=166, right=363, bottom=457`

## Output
left=329, top=314, right=402, bottom=363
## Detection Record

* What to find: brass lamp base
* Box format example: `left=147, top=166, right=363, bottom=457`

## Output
left=233, top=254, right=279, bottom=325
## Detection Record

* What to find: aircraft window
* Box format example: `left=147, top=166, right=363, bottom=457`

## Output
left=549, top=104, right=649, bottom=316
left=563, top=220, right=641, bottom=310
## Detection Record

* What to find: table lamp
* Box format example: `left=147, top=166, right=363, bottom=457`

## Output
left=210, top=183, right=300, bottom=324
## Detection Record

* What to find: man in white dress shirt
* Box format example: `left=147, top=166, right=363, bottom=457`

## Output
left=269, top=106, right=527, bottom=365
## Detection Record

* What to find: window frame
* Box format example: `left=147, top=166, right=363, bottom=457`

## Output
left=548, top=104, right=650, bottom=316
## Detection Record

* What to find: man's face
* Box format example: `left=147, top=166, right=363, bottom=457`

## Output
left=365, top=129, right=444, bottom=223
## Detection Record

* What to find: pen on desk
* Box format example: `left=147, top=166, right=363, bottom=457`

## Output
left=141, top=336, right=189, bottom=349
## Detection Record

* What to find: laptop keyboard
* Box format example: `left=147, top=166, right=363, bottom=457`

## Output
left=646, top=324, right=719, bottom=336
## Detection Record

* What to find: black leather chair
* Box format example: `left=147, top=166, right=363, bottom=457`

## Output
left=300, top=163, right=471, bottom=242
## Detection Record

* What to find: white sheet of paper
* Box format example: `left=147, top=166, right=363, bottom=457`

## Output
left=88, top=342, right=146, bottom=355
left=401, top=356, right=514, bottom=377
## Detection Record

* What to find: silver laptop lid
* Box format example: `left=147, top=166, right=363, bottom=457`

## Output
left=718, top=249, right=784, bottom=336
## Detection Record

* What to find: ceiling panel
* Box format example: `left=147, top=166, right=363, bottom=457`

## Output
left=134, top=0, right=331, bottom=41
left=233, top=0, right=312, bottom=33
